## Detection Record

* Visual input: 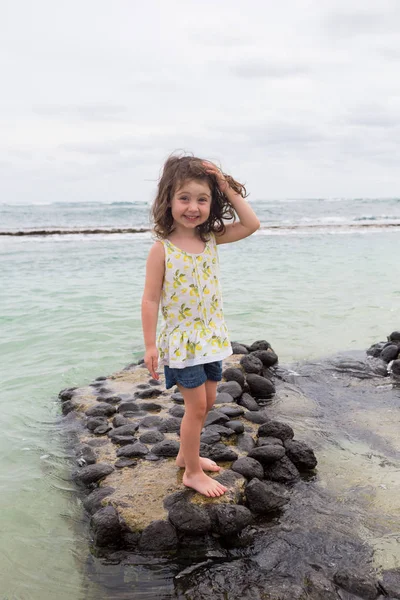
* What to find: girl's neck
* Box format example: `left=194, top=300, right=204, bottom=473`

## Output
left=168, top=229, right=206, bottom=254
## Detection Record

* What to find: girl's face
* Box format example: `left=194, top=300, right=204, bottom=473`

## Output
left=170, top=179, right=212, bottom=232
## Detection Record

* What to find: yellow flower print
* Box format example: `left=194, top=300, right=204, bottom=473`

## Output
left=175, top=253, right=182, bottom=259
left=201, top=261, right=212, bottom=279
left=208, top=319, right=216, bottom=328
left=223, top=339, right=230, bottom=347
left=178, top=303, right=192, bottom=321
left=193, top=318, right=204, bottom=331
left=173, top=269, right=187, bottom=289
left=189, top=284, right=199, bottom=297
left=167, top=258, right=173, bottom=269
left=171, top=292, right=179, bottom=302
left=202, top=285, right=210, bottom=295
left=210, top=294, right=219, bottom=314
left=174, top=348, right=182, bottom=357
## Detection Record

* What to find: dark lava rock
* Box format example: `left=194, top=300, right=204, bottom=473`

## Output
left=108, top=424, right=139, bottom=439
left=139, top=415, right=164, bottom=428
left=203, top=424, right=235, bottom=437
left=93, top=423, right=112, bottom=435
left=388, top=330, right=400, bottom=342
left=138, top=402, right=162, bottom=412
left=59, top=387, right=77, bottom=401
left=222, top=367, right=245, bottom=388
left=139, top=430, right=165, bottom=444
left=151, top=440, right=180, bottom=457
left=101, top=395, right=123, bottom=405
left=200, top=430, right=221, bottom=445
left=367, top=342, right=387, bottom=358
left=86, top=416, right=107, bottom=431
left=206, top=443, right=238, bottom=462
left=305, top=571, right=338, bottom=600
left=251, top=349, right=278, bottom=367
left=218, top=405, right=244, bottom=418
left=76, top=444, right=96, bottom=466
left=225, top=420, right=244, bottom=434
left=74, top=463, right=114, bottom=486
left=391, top=359, right=400, bottom=377
left=258, top=420, right=294, bottom=441
left=171, top=392, right=184, bottom=404
left=114, top=458, right=137, bottom=468
left=231, top=457, right=264, bottom=480
left=117, top=401, right=141, bottom=413
left=136, top=383, right=150, bottom=390
left=168, top=501, right=212, bottom=534
left=112, top=414, right=129, bottom=428
left=231, top=342, right=249, bottom=354
left=149, top=378, right=161, bottom=385
left=110, top=435, right=136, bottom=446
left=246, top=374, right=275, bottom=399
left=85, top=403, right=116, bottom=417
left=204, top=410, right=230, bottom=427
left=138, top=519, right=178, bottom=551
left=158, top=417, right=182, bottom=433
left=61, top=400, right=77, bottom=415
left=381, top=344, right=400, bottom=363
left=238, top=392, right=259, bottom=411
left=169, top=405, right=185, bottom=418
left=264, top=455, right=300, bottom=483
left=135, top=387, right=163, bottom=399
left=284, top=439, right=318, bottom=470
left=83, top=486, right=115, bottom=515
left=236, top=433, right=256, bottom=453
left=209, top=504, right=253, bottom=535
left=249, top=340, right=272, bottom=352
left=258, top=436, right=283, bottom=447
left=243, top=410, right=270, bottom=424
left=91, top=505, right=121, bottom=547
left=240, top=354, right=263, bottom=374
left=116, top=442, right=149, bottom=457
left=333, top=568, right=379, bottom=599
left=245, top=478, right=290, bottom=513
left=214, top=391, right=234, bottom=404
left=248, top=445, right=286, bottom=464
left=217, top=381, right=243, bottom=400
left=380, top=568, right=400, bottom=598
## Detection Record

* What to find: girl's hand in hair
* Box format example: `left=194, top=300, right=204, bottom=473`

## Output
left=202, top=161, right=229, bottom=194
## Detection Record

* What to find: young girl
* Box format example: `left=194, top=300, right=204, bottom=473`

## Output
left=141, top=155, right=260, bottom=498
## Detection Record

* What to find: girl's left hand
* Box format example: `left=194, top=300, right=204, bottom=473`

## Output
left=202, top=161, right=229, bottom=194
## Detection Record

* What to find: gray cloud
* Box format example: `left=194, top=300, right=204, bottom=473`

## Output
left=1, top=0, right=400, bottom=202
left=231, top=61, right=309, bottom=79
left=33, top=104, right=129, bottom=122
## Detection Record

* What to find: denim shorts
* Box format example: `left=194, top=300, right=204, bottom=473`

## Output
left=164, top=360, right=222, bottom=390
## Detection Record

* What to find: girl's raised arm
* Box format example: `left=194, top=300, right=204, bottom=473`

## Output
left=203, top=161, right=260, bottom=245
left=141, top=241, right=165, bottom=379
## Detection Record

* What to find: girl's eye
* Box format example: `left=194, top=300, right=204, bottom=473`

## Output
left=199, top=199, right=208, bottom=203
left=180, top=197, right=188, bottom=201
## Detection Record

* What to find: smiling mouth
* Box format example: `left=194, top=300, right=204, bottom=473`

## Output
left=184, top=215, right=199, bottom=221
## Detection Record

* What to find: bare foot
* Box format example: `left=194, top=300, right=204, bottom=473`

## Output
left=183, top=471, right=228, bottom=497
left=176, top=455, right=221, bottom=472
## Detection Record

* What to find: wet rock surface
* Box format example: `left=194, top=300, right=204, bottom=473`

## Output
left=60, top=340, right=400, bottom=599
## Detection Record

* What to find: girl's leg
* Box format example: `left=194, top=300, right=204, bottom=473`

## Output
left=176, top=379, right=221, bottom=471
left=178, top=383, right=227, bottom=497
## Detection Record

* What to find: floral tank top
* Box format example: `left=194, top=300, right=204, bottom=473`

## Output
left=157, top=233, right=232, bottom=368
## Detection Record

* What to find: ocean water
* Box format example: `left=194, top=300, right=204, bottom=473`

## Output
left=1, top=198, right=400, bottom=599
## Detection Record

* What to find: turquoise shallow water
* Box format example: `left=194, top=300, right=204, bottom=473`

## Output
left=1, top=217, right=400, bottom=597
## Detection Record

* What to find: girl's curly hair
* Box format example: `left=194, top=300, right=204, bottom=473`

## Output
left=151, top=154, right=247, bottom=241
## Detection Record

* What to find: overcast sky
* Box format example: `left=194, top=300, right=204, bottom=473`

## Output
left=1, top=0, right=400, bottom=204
